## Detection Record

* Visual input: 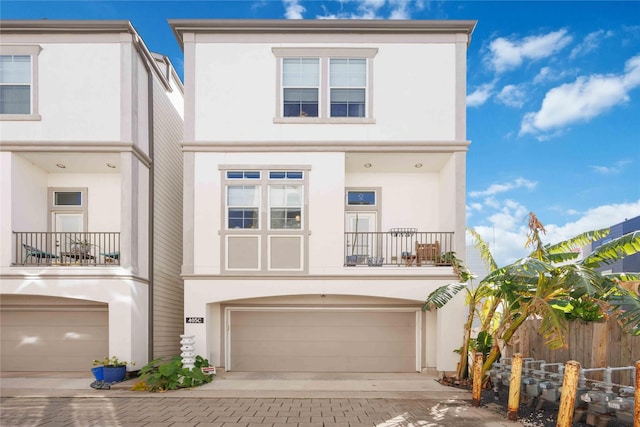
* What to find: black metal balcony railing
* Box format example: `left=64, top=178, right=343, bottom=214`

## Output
left=344, top=230, right=455, bottom=267
left=13, top=232, right=120, bottom=266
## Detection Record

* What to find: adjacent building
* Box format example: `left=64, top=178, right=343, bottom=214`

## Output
left=0, top=21, right=184, bottom=371
left=170, top=19, right=476, bottom=373
left=589, top=215, right=640, bottom=274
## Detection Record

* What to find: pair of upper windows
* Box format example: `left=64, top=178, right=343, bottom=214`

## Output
left=0, top=55, right=31, bottom=114
left=282, top=57, right=366, bottom=118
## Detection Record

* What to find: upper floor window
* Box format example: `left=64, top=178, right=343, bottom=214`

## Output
left=282, top=58, right=319, bottom=118
left=330, top=59, right=366, bottom=118
left=0, top=45, right=41, bottom=121
left=272, top=48, right=377, bottom=123
left=0, top=55, right=31, bottom=114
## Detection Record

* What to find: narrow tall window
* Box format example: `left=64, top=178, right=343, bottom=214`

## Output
left=0, top=55, right=31, bottom=114
left=282, top=58, right=319, bottom=117
left=330, top=58, right=366, bottom=117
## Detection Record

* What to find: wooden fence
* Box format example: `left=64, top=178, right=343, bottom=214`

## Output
left=504, top=318, right=640, bottom=386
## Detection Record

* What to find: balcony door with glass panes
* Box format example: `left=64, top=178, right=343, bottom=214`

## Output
left=49, top=188, right=87, bottom=255
left=345, top=189, right=380, bottom=264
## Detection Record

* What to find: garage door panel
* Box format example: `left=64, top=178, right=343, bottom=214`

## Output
left=2, top=336, right=108, bottom=354
left=0, top=355, right=99, bottom=372
left=1, top=325, right=107, bottom=341
left=232, top=354, right=416, bottom=372
left=1, top=302, right=108, bottom=372
left=233, top=311, right=413, bottom=327
left=234, top=339, right=414, bottom=358
left=1, top=310, right=106, bottom=326
left=229, top=310, right=417, bottom=372
left=232, top=325, right=414, bottom=342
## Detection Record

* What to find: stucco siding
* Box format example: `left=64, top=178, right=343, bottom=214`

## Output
left=0, top=41, right=121, bottom=141
left=192, top=43, right=458, bottom=142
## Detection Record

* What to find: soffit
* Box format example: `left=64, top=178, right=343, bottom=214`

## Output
left=17, top=152, right=121, bottom=173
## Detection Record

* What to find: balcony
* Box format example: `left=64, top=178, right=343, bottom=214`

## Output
left=12, top=232, right=120, bottom=266
left=344, top=230, right=454, bottom=267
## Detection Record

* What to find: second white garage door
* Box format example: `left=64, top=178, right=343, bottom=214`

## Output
left=228, top=310, right=417, bottom=372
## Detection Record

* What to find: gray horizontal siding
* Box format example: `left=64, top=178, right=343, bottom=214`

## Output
left=152, top=77, right=184, bottom=359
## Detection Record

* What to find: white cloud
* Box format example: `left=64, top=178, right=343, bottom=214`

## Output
left=496, top=84, right=526, bottom=108
left=520, top=54, right=640, bottom=136
left=570, top=29, right=614, bottom=59
left=533, top=66, right=552, bottom=84
left=316, top=0, right=418, bottom=20
left=544, top=200, right=640, bottom=246
left=355, top=0, right=386, bottom=19
left=533, top=66, right=574, bottom=85
left=389, top=0, right=410, bottom=19
left=590, top=159, right=633, bottom=175
left=467, top=82, right=495, bottom=107
left=469, top=177, right=537, bottom=198
left=486, top=29, right=573, bottom=73
left=468, top=199, right=531, bottom=266
left=283, top=0, right=305, bottom=19
left=468, top=199, right=640, bottom=267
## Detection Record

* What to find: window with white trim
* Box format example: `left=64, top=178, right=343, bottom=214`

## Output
left=222, top=167, right=308, bottom=273
left=227, top=185, right=260, bottom=229
left=269, top=185, right=302, bottom=229
left=330, top=58, right=366, bottom=117
left=273, top=48, right=377, bottom=122
left=0, top=55, right=31, bottom=114
left=282, top=58, right=319, bottom=117
left=0, top=45, right=41, bottom=120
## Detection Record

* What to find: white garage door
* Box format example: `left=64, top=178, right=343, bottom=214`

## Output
left=229, top=310, right=417, bottom=372
left=0, top=295, right=108, bottom=372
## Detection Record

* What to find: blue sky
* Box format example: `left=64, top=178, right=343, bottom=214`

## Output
left=2, top=0, right=639, bottom=265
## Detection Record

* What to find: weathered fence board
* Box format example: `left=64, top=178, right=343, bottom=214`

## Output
left=505, top=318, right=640, bottom=386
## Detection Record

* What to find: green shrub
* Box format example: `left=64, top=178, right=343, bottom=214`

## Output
left=135, top=355, right=214, bottom=392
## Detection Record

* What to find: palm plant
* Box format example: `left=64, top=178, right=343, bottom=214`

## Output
left=424, top=212, right=640, bottom=380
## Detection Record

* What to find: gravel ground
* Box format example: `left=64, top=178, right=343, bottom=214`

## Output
left=480, top=387, right=633, bottom=427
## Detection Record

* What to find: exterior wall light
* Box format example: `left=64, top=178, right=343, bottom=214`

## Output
left=414, top=163, right=423, bottom=168
left=364, top=163, right=372, bottom=168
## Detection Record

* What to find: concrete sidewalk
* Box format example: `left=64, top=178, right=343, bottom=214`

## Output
left=0, top=371, right=525, bottom=426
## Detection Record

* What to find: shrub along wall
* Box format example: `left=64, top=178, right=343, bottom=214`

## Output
left=504, top=317, right=640, bottom=386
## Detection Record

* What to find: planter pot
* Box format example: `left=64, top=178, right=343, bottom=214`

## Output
left=91, top=366, right=104, bottom=381
left=345, top=255, right=357, bottom=266
left=102, top=365, right=126, bottom=383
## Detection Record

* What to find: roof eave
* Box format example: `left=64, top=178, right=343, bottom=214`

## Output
left=168, top=19, right=478, bottom=48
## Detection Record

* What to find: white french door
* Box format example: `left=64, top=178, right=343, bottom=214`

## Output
left=52, top=213, right=84, bottom=253
left=346, top=212, right=377, bottom=261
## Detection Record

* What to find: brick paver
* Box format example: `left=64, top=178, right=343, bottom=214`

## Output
left=0, top=396, right=521, bottom=426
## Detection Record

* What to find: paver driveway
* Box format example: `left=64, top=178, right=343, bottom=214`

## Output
left=0, top=396, right=521, bottom=427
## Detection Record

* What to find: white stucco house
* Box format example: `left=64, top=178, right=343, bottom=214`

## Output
left=0, top=21, right=184, bottom=372
left=171, top=19, right=476, bottom=373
